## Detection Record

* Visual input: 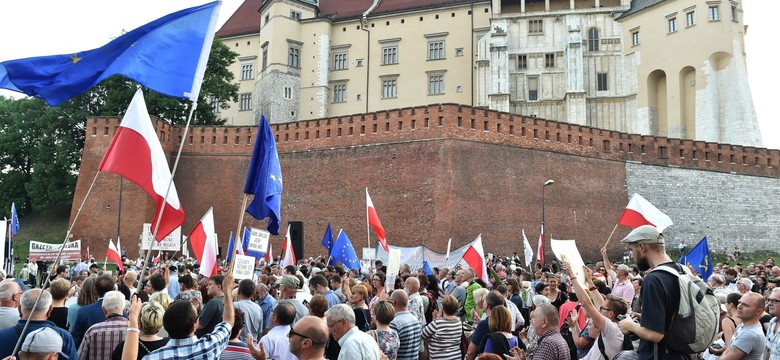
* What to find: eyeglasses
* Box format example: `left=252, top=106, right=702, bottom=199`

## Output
left=599, top=306, right=612, bottom=312
left=327, top=319, right=343, bottom=329
left=288, top=329, right=311, bottom=340
left=768, top=299, right=780, bottom=304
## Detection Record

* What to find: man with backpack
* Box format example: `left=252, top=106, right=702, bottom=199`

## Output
left=618, top=225, right=718, bottom=360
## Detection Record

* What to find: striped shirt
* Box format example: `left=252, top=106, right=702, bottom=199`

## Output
left=421, top=318, right=462, bottom=360
left=78, top=315, right=127, bottom=360
left=390, top=310, right=421, bottom=360
left=219, top=341, right=253, bottom=360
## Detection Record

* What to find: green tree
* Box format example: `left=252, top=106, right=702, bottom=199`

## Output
left=0, top=38, right=240, bottom=215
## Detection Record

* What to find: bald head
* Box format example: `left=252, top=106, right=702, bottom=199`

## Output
left=0, top=282, right=22, bottom=303
left=737, top=292, right=765, bottom=322
left=295, top=316, right=328, bottom=349
left=404, top=277, right=420, bottom=294
left=391, top=289, right=409, bottom=310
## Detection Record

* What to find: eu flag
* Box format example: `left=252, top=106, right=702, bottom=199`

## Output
left=678, top=236, right=713, bottom=280
left=0, top=1, right=220, bottom=106
left=423, top=261, right=433, bottom=276
left=244, top=116, right=283, bottom=235
left=10, top=203, right=19, bottom=237
left=321, top=224, right=334, bottom=255
left=226, top=232, right=237, bottom=262
left=331, top=229, right=361, bottom=270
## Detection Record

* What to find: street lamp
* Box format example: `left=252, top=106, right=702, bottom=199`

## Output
left=540, top=179, right=555, bottom=267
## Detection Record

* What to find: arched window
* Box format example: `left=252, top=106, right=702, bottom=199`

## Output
left=588, top=28, right=599, bottom=51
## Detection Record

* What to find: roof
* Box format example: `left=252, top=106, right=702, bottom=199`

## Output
left=616, top=0, right=665, bottom=20
left=319, top=0, right=485, bottom=21
left=216, top=0, right=263, bottom=38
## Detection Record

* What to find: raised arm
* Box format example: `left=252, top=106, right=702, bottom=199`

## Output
left=223, top=273, right=236, bottom=328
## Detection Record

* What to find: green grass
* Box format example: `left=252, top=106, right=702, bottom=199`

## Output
left=9, top=205, right=70, bottom=272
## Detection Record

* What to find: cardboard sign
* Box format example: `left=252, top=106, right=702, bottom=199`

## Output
left=247, top=227, right=270, bottom=253
left=232, top=254, right=256, bottom=280
left=28, top=240, right=81, bottom=262
left=362, top=247, right=376, bottom=261
left=141, top=224, right=181, bottom=251
left=550, top=239, right=586, bottom=285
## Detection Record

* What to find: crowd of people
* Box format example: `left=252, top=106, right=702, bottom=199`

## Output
left=0, top=224, right=778, bottom=360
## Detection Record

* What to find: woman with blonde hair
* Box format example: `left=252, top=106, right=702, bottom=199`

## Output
left=350, top=284, right=371, bottom=332
left=111, top=300, right=168, bottom=360
left=471, top=288, right=489, bottom=321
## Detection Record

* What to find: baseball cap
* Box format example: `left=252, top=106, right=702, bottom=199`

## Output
left=275, top=275, right=300, bottom=288
left=620, top=225, right=665, bottom=244
left=21, top=327, right=63, bottom=355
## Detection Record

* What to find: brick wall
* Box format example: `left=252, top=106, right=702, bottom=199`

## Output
left=71, top=104, right=780, bottom=264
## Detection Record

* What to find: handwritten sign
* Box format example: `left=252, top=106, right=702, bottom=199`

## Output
left=362, top=247, right=376, bottom=261
left=247, top=227, right=270, bottom=253
left=232, top=254, right=256, bottom=280
left=550, top=239, right=586, bottom=285
left=141, top=224, right=181, bottom=251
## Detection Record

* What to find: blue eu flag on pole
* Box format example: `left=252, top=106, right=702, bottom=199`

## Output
left=244, top=116, right=283, bottom=235
left=0, top=1, right=220, bottom=106
left=423, top=261, right=433, bottom=276
left=331, top=229, right=361, bottom=270
left=10, top=203, right=19, bottom=237
left=678, top=236, right=713, bottom=280
left=321, top=224, right=334, bottom=255
left=226, top=232, right=236, bottom=262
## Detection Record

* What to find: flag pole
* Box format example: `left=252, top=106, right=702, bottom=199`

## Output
left=229, top=194, right=249, bottom=273
left=603, top=223, right=619, bottom=247
left=142, top=102, right=197, bottom=271
left=11, top=170, right=103, bottom=356
left=365, top=188, right=371, bottom=250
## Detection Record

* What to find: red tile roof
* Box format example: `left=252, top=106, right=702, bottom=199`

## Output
left=216, top=0, right=263, bottom=38
left=216, top=0, right=487, bottom=38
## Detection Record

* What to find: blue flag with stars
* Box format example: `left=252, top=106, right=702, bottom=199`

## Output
left=678, top=236, right=713, bottom=280
left=226, top=232, right=237, bottom=262
left=423, top=261, right=433, bottom=276
left=331, top=229, right=361, bottom=270
left=244, top=116, right=283, bottom=235
left=321, top=224, right=334, bottom=255
left=0, top=1, right=220, bottom=106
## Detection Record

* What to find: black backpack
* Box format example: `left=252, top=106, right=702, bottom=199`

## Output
left=478, top=332, right=512, bottom=360
left=598, top=332, right=635, bottom=360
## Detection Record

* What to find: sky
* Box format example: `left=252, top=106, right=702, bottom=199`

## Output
left=0, top=0, right=777, bottom=149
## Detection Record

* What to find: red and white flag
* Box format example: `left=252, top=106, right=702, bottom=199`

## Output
left=189, top=207, right=217, bottom=277
left=153, top=251, right=162, bottom=266
left=281, top=224, right=296, bottom=267
left=98, top=89, right=185, bottom=241
left=537, top=224, right=545, bottom=266
left=264, top=242, right=273, bottom=264
left=618, top=193, right=673, bottom=232
left=461, top=234, right=489, bottom=283
left=366, top=188, right=389, bottom=252
left=107, top=239, right=124, bottom=273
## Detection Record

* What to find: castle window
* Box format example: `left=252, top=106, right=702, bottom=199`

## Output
left=287, top=42, right=301, bottom=68
left=428, top=75, right=444, bottom=95
left=333, top=52, right=348, bottom=70
left=382, top=46, right=398, bottom=65
left=517, top=54, right=527, bottom=70
left=283, top=87, right=292, bottom=100
left=428, top=41, right=445, bottom=60
left=382, top=79, right=397, bottom=98
left=545, top=53, right=555, bottom=68
left=631, top=31, right=640, bottom=46
left=528, top=76, right=539, bottom=101
left=529, top=19, right=543, bottom=34
left=587, top=28, right=599, bottom=51
left=239, top=93, right=252, bottom=111
left=668, top=17, right=678, bottom=33
left=240, top=60, right=254, bottom=80
left=333, top=84, right=347, bottom=103
left=686, top=11, right=696, bottom=27
left=708, top=6, right=719, bottom=21
left=597, top=73, right=608, bottom=91
left=290, top=11, right=301, bottom=21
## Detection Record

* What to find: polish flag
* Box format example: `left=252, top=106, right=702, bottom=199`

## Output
left=618, top=194, right=673, bottom=232
left=281, top=224, right=296, bottom=267
left=537, top=224, right=545, bottom=266
left=366, top=188, right=389, bottom=252
left=461, top=235, right=489, bottom=283
left=153, top=252, right=162, bottom=266
left=189, top=207, right=217, bottom=277
left=107, top=239, right=124, bottom=273
left=98, top=89, right=185, bottom=241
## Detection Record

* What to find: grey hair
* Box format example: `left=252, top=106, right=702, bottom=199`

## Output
left=21, top=289, right=52, bottom=315
left=737, top=278, right=753, bottom=289
left=617, top=264, right=631, bottom=276
left=532, top=295, right=551, bottom=307
left=772, top=287, right=780, bottom=295
left=102, top=291, right=127, bottom=313
left=325, top=304, right=356, bottom=326
left=708, top=274, right=725, bottom=286
left=0, top=282, right=21, bottom=300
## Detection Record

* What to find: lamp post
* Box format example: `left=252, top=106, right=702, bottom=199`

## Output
left=540, top=179, right=555, bottom=267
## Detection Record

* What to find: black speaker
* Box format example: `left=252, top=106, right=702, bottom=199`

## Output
left=217, top=246, right=223, bottom=259
left=289, top=221, right=304, bottom=261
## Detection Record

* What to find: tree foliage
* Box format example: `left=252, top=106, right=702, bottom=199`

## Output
left=0, top=39, right=240, bottom=215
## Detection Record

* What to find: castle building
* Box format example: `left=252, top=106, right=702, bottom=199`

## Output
left=214, top=0, right=762, bottom=147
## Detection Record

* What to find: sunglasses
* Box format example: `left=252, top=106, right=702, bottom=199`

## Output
left=288, top=328, right=311, bottom=340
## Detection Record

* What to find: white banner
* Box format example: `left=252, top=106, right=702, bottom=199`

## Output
left=550, top=239, right=586, bottom=285
left=247, top=227, right=269, bottom=253
left=232, top=254, right=256, bottom=280
left=362, top=247, right=376, bottom=261
left=28, top=240, right=81, bottom=262
left=141, top=223, right=182, bottom=251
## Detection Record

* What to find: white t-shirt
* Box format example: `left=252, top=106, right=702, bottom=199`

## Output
left=583, top=319, right=625, bottom=360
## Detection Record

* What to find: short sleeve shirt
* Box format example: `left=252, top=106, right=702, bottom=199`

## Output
left=637, top=263, right=688, bottom=360
left=730, top=323, right=766, bottom=360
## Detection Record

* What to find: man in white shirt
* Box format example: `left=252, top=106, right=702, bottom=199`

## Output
left=326, top=304, right=381, bottom=360
left=260, top=301, right=298, bottom=360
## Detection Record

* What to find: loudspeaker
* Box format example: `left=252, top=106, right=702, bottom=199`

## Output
left=289, top=221, right=304, bottom=261
left=217, top=246, right=223, bottom=259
